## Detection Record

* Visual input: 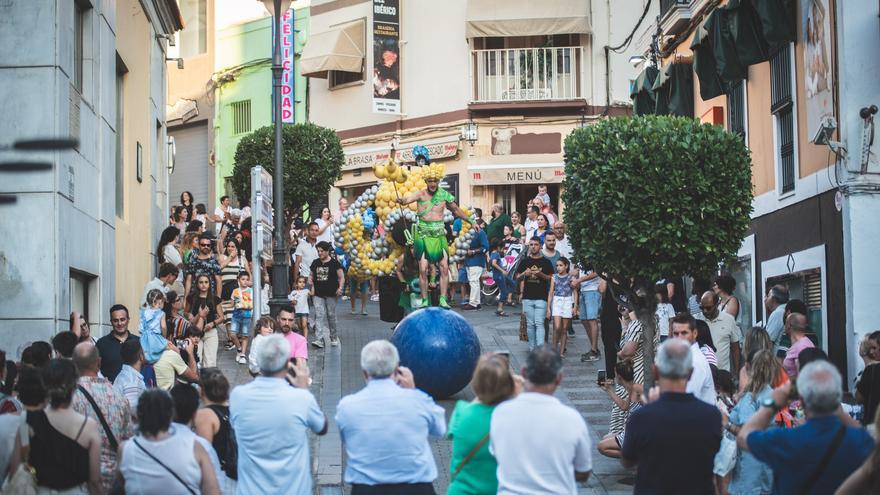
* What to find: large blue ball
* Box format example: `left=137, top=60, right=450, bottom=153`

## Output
left=391, top=308, right=481, bottom=399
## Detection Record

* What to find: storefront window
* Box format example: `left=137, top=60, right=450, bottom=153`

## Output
left=766, top=268, right=823, bottom=349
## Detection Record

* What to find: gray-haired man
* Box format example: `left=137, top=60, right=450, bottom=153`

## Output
left=621, top=338, right=721, bottom=494
left=335, top=340, right=446, bottom=495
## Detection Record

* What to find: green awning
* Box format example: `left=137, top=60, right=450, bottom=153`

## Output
left=630, top=66, right=659, bottom=116
left=652, top=63, right=694, bottom=117
left=753, top=0, right=796, bottom=49
left=691, top=20, right=726, bottom=101
left=709, top=9, right=747, bottom=84
left=722, top=0, right=771, bottom=66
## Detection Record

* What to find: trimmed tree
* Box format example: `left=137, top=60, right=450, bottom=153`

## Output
left=562, top=115, right=752, bottom=383
left=230, top=123, right=345, bottom=219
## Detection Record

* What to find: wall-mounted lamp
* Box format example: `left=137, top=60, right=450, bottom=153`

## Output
left=811, top=116, right=847, bottom=156
left=628, top=55, right=645, bottom=68
left=166, top=57, right=184, bottom=69
left=166, top=136, right=176, bottom=174
left=461, top=120, right=478, bottom=146
left=156, top=33, right=176, bottom=46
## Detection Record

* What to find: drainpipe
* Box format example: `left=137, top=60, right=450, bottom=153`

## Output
left=603, top=0, right=611, bottom=116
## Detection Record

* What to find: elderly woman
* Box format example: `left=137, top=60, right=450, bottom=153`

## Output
left=118, top=389, right=219, bottom=494
left=447, top=354, right=521, bottom=494
left=28, top=359, right=102, bottom=494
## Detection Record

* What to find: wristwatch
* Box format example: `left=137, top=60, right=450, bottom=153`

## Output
left=760, top=397, right=781, bottom=413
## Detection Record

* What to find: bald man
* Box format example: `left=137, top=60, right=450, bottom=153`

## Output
left=782, top=313, right=814, bottom=378
left=71, top=342, right=134, bottom=490
left=700, top=291, right=741, bottom=372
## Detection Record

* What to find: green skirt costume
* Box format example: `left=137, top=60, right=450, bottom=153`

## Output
left=413, top=220, right=447, bottom=263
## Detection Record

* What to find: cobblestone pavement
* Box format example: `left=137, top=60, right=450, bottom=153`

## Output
left=217, top=300, right=634, bottom=494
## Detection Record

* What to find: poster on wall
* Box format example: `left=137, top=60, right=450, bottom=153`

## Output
left=372, top=0, right=400, bottom=114
left=803, top=0, right=834, bottom=133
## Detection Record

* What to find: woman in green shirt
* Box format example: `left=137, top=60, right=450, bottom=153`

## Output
left=447, top=354, right=521, bottom=495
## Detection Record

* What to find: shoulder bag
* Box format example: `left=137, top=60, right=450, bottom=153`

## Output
left=77, top=385, right=118, bottom=452
left=450, top=432, right=490, bottom=482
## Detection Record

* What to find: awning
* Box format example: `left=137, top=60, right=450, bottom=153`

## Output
left=630, top=66, right=659, bottom=116
left=691, top=19, right=726, bottom=101
left=753, top=0, right=796, bottom=49
left=468, top=163, right=565, bottom=185
left=300, top=20, right=365, bottom=78
left=465, top=0, right=591, bottom=37
left=708, top=9, right=747, bottom=86
left=722, top=0, right=771, bottom=66
left=652, top=63, right=694, bottom=117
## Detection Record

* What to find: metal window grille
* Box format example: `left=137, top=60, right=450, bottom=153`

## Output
left=727, top=80, right=746, bottom=140
left=231, top=100, right=251, bottom=135
left=770, top=44, right=795, bottom=194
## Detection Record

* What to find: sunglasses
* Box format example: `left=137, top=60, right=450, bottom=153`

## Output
left=200, top=243, right=212, bottom=247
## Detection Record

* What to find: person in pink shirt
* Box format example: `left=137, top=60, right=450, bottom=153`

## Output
left=277, top=306, right=309, bottom=364
left=782, top=313, right=814, bottom=379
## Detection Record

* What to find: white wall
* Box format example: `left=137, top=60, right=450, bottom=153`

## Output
left=837, top=0, right=880, bottom=384
left=591, top=0, right=655, bottom=106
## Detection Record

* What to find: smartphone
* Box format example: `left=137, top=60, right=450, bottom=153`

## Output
left=597, top=370, right=607, bottom=386
left=288, top=358, right=297, bottom=378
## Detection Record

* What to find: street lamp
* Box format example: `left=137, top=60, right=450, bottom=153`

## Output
left=261, top=0, right=293, bottom=315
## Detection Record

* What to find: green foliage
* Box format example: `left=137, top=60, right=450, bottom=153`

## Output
left=562, top=115, right=753, bottom=281
left=230, top=123, right=344, bottom=215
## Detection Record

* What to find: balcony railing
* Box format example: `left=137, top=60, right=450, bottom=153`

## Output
left=660, top=0, right=689, bottom=17
left=471, top=47, right=583, bottom=103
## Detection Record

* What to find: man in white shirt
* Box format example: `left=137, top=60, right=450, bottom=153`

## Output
left=293, top=222, right=319, bottom=285
left=523, top=205, right=540, bottom=240
left=670, top=313, right=715, bottom=405
left=700, top=291, right=741, bottom=372
left=112, top=340, right=146, bottom=412
left=552, top=222, right=572, bottom=259
left=763, top=284, right=789, bottom=350
left=212, top=195, right=231, bottom=233
left=140, top=263, right=178, bottom=307
left=491, top=346, right=592, bottom=494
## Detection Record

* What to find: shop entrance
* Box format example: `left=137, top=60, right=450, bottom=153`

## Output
left=498, top=184, right=560, bottom=216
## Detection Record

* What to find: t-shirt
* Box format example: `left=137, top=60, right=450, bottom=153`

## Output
left=288, top=289, right=310, bottom=314
left=489, top=252, right=505, bottom=279
left=310, top=258, right=343, bottom=298
left=622, top=392, right=721, bottom=494
left=96, top=332, right=140, bottom=383
left=295, top=240, right=318, bottom=278
left=315, top=218, right=335, bottom=245
left=555, top=237, right=572, bottom=259
left=687, top=343, right=717, bottom=405
left=579, top=269, right=600, bottom=292
left=283, top=331, right=309, bottom=360
left=154, top=350, right=188, bottom=390
left=783, top=336, right=815, bottom=379
left=659, top=276, right=687, bottom=313
left=515, top=256, right=554, bottom=301
left=447, top=401, right=497, bottom=495
left=542, top=249, right=560, bottom=268
left=185, top=256, right=222, bottom=296
left=857, top=363, right=880, bottom=425
left=231, top=286, right=253, bottom=318
left=655, top=303, right=675, bottom=337
left=491, top=393, right=592, bottom=495
left=747, top=415, right=874, bottom=494
left=213, top=206, right=229, bottom=231
left=705, top=311, right=741, bottom=372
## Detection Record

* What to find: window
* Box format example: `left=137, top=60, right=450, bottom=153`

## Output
left=73, top=1, right=87, bottom=91
left=329, top=69, right=364, bottom=89
left=767, top=268, right=824, bottom=349
left=727, top=79, right=747, bottom=141
left=115, top=55, right=128, bottom=217
left=179, top=0, right=207, bottom=58
left=69, top=269, right=97, bottom=323
left=770, top=44, right=796, bottom=195
left=231, top=100, right=251, bottom=135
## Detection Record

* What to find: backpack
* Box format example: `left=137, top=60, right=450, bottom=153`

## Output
left=207, top=405, right=238, bottom=480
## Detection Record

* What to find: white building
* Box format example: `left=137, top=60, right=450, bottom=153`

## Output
left=0, top=0, right=182, bottom=352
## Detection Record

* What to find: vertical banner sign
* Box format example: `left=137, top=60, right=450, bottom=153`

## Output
left=273, top=9, right=296, bottom=123
left=372, top=0, right=400, bottom=114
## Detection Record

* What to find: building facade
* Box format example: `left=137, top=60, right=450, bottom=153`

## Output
left=213, top=7, right=310, bottom=206
left=304, top=0, right=648, bottom=217
left=0, top=0, right=181, bottom=351
left=633, top=0, right=880, bottom=383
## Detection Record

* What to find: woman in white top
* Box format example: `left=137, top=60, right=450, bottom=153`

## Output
left=158, top=226, right=184, bottom=285
left=314, top=207, right=335, bottom=245
left=654, top=285, right=676, bottom=341
left=118, top=389, right=219, bottom=495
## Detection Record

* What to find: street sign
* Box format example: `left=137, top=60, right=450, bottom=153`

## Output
left=251, top=166, right=275, bottom=321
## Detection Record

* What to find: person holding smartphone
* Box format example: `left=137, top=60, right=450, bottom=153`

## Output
left=597, top=359, right=642, bottom=459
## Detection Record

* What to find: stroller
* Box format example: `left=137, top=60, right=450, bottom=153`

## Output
left=480, top=273, right=500, bottom=304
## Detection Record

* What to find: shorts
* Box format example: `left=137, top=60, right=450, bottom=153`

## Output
left=579, top=290, right=601, bottom=321
left=295, top=313, right=309, bottom=319
left=552, top=296, right=574, bottom=318
left=349, top=279, right=370, bottom=296
left=230, top=314, right=252, bottom=336
left=458, top=266, right=467, bottom=283
left=448, top=265, right=459, bottom=283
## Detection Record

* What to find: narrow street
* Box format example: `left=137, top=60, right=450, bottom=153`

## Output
left=218, top=302, right=633, bottom=494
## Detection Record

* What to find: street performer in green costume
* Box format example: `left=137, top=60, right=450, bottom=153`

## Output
left=397, top=147, right=473, bottom=309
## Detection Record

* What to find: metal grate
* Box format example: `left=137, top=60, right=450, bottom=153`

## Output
left=727, top=80, right=746, bottom=140
left=231, top=100, right=251, bottom=135
left=804, top=272, right=822, bottom=308
left=770, top=44, right=795, bottom=194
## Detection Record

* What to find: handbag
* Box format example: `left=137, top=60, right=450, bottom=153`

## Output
left=450, top=433, right=490, bottom=482
left=518, top=312, right=528, bottom=342
left=712, top=431, right=738, bottom=476
left=1, top=464, right=37, bottom=495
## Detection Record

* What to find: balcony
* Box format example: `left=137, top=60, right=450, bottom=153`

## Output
left=470, top=47, right=584, bottom=105
left=659, top=0, right=693, bottom=37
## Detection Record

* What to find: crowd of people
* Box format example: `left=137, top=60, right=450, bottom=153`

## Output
left=4, top=185, right=880, bottom=495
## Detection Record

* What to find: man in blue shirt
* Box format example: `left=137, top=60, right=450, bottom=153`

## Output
left=738, top=359, right=872, bottom=495
left=462, top=219, right=489, bottom=310
left=230, top=334, right=327, bottom=495
left=336, top=340, right=446, bottom=495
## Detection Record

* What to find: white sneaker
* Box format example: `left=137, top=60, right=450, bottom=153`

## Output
left=236, top=355, right=247, bottom=364
left=311, top=339, right=325, bottom=349
left=330, top=337, right=340, bottom=347
left=370, top=294, right=380, bottom=302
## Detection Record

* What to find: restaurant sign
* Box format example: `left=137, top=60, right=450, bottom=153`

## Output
left=469, top=165, right=565, bottom=185
left=344, top=138, right=460, bottom=170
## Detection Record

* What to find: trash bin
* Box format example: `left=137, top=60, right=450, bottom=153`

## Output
left=379, top=276, right=404, bottom=323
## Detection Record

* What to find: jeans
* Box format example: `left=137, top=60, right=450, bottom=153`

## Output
left=314, top=296, right=338, bottom=341
left=522, top=299, right=547, bottom=350
left=467, top=266, right=483, bottom=307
